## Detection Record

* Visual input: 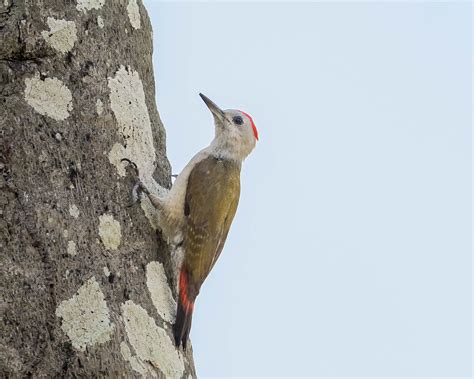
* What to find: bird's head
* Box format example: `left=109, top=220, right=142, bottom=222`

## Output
left=200, top=93, right=258, bottom=161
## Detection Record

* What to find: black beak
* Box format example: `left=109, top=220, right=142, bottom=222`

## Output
left=199, top=93, right=226, bottom=122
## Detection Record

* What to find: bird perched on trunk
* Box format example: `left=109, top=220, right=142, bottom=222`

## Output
left=126, top=93, right=258, bottom=349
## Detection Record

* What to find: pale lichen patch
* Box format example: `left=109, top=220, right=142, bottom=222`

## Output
left=76, top=0, right=105, bottom=12
left=24, top=75, right=73, bottom=121
left=103, top=266, right=110, bottom=277
left=146, top=261, right=176, bottom=323
left=41, top=17, right=77, bottom=54
left=122, top=301, right=184, bottom=378
left=107, top=66, right=155, bottom=187
left=56, top=277, right=114, bottom=351
left=69, top=204, right=80, bottom=218
left=97, top=15, right=104, bottom=29
left=67, top=240, right=77, bottom=256
left=127, top=0, right=141, bottom=29
left=108, top=143, right=127, bottom=177
left=120, top=341, right=157, bottom=377
left=98, top=214, right=121, bottom=250
left=96, top=98, right=104, bottom=115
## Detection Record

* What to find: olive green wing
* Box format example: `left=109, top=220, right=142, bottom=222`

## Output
left=208, top=197, right=239, bottom=272
left=183, top=157, right=241, bottom=291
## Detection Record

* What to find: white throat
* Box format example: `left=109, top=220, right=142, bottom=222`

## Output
left=209, top=134, right=249, bottom=162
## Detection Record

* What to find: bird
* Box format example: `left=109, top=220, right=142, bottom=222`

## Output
left=127, top=93, right=258, bottom=349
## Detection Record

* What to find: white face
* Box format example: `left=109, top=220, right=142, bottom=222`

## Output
left=199, top=93, right=258, bottom=161
left=215, top=109, right=258, bottom=159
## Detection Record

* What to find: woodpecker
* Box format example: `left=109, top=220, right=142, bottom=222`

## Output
left=130, top=93, right=258, bottom=349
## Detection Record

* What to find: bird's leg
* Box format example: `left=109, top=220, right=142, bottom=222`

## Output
left=121, top=159, right=142, bottom=207
left=142, top=182, right=167, bottom=212
left=121, top=158, right=168, bottom=210
left=121, top=158, right=181, bottom=244
left=129, top=180, right=150, bottom=206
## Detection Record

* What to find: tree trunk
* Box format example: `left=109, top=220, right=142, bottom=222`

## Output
left=0, top=0, right=195, bottom=377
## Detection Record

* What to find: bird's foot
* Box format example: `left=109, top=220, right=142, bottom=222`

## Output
left=121, top=158, right=150, bottom=207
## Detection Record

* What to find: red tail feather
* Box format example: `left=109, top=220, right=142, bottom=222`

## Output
left=173, top=269, right=195, bottom=348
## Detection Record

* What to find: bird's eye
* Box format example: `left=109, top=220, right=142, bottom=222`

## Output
left=232, top=116, right=244, bottom=125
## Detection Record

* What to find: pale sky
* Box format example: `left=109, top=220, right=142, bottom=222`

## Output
left=144, top=1, right=471, bottom=377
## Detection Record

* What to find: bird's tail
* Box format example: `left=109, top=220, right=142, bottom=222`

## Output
left=173, top=269, right=195, bottom=349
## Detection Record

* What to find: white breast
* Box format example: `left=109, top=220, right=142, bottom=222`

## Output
left=160, top=147, right=213, bottom=240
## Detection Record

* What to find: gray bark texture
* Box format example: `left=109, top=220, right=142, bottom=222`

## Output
left=0, top=0, right=196, bottom=377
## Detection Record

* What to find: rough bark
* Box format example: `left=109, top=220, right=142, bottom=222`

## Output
left=0, top=0, right=195, bottom=377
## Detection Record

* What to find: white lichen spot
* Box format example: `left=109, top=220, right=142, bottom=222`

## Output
left=127, top=0, right=141, bottom=29
left=96, top=98, right=103, bottom=115
left=56, top=277, right=114, bottom=351
left=146, top=261, right=176, bottom=323
left=98, top=214, right=121, bottom=250
left=69, top=204, right=80, bottom=218
left=103, top=266, right=110, bottom=277
left=97, top=15, right=104, bottom=29
left=120, top=341, right=157, bottom=377
left=107, top=66, right=155, bottom=187
left=76, top=0, right=105, bottom=12
left=67, top=240, right=77, bottom=256
left=122, top=301, right=184, bottom=378
left=41, top=17, right=77, bottom=54
left=108, top=143, right=127, bottom=177
left=24, top=75, right=73, bottom=121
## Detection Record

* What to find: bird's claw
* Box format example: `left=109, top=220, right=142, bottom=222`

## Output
left=126, top=180, right=151, bottom=207
left=121, top=158, right=145, bottom=207
left=126, top=182, right=139, bottom=207
left=121, top=158, right=139, bottom=175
